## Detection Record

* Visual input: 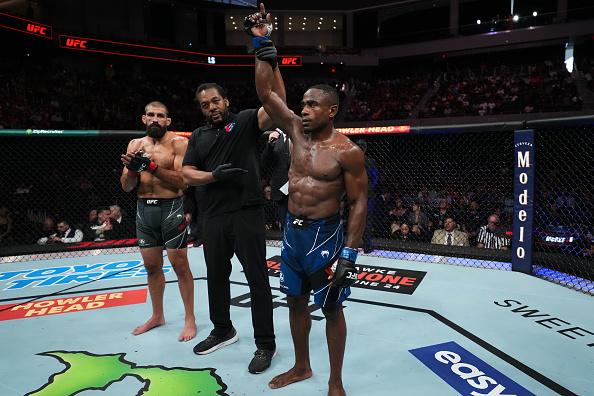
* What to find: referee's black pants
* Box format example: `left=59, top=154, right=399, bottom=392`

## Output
left=202, top=206, right=276, bottom=350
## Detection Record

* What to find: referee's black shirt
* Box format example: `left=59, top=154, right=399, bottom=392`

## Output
left=182, top=109, right=264, bottom=217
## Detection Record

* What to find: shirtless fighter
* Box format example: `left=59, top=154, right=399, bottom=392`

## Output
left=251, top=6, right=368, bottom=394
left=120, top=101, right=196, bottom=342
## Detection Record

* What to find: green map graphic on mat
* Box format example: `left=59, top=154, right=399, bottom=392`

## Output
left=26, top=351, right=228, bottom=396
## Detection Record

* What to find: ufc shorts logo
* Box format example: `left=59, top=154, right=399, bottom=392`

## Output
left=146, top=199, right=159, bottom=205
left=291, top=217, right=311, bottom=229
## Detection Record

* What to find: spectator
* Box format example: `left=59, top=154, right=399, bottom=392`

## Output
left=82, top=209, right=98, bottom=241
left=461, top=200, right=483, bottom=241
left=392, top=222, right=418, bottom=242
left=263, top=184, right=279, bottom=231
left=86, top=207, right=115, bottom=241
left=260, top=129, right=290, bottom=231
left=109, top=204, right=132, bottom=238
left=36, top=216, right=56, bottom=245
left=389, top=198, right=408, bottom=223
left=37, top=220, right=83, bottom=244
left=432, top=199, right=453, bottom=231
left=476, top=214, right=510, bottom=250
left=407, top=202, right=429, bottom=239
left=431, top=217, right=469, bottom=246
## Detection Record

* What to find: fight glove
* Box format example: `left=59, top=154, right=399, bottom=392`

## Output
left=254, top=38, right=278, bottom=69
left=127, top=153, right=158, bottom=174
left=243, top=11, right=272, bottom=37
left=330, top=247, right=359, bottom=288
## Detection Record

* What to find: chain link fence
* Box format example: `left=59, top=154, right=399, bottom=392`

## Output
left=1, top=124, right=593, bottom=294
left=261, top=122, right=594, bottom=294
left=532, top=125, right=594, bottom=292
left=0, top=133, right=140, bottom=260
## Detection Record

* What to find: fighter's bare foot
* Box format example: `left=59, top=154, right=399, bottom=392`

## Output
left=328, top=382, right=346, bottom=396
left=132, top=315, right=165, bottom=336
left=268, top=366, right=313, bottom=389
left=178, top=319, right=197, bottom=342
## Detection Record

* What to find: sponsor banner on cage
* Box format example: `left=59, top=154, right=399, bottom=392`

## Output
left=410, top=341, right=536, bottom=396
left=266, top=257, right=425, bottom=294
left=336, top=125, right=411, bottom=135
left=512, top=129, right=535, bottom=273
left=0, top=289, right=147, bottom=321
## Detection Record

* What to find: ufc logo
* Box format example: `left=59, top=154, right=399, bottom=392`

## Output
left=65, top=38, right=88, bottom=48
left=146, top=200, right=158, bottom=205
left=346, top=272, right=358, bottom=280
left=281, top=57, right=298, bottom=65
left=292, top=219, right=304, bottom=226
left=26, top=23, right=47, bottom=36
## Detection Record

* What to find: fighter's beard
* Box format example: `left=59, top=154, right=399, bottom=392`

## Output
left=147, top=123, right=166, bottom=139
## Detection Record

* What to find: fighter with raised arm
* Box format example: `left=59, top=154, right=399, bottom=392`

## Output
left=252, top=5, right=368, bottom=395
left=120, top=101, right=196, bottom=342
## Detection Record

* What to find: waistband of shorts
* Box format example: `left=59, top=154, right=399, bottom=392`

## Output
left=138, top=197, right=183, bottom=205
left=287, top=211, right=341, bottom=226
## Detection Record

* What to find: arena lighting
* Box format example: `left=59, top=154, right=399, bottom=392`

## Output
left=0, top=11, right=52, bottom=39
left=532, top=11, right=537, bottom=17
left=512, top=14, right=519, bottom=22
left=336, top=125, right=411, bottom=135
left=57, top=35, right=302, bottom=67
left=476, top=19, right=481, bottom=25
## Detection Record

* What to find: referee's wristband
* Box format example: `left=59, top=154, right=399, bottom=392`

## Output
left=339, top=246, right=358, bottom=263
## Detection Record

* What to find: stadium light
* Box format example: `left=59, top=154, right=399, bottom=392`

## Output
left=476, top=19, right=481, bottom=25
left=532, top=11, right=538, bottom=17
left=513, top=14, right=519, bottom=22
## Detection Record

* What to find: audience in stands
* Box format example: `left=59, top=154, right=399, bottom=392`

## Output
left=37, top=219, right=83, bottom=244
left=0, top=49, right=588, bottom=130
left=431, top=217, right=469, bottom=247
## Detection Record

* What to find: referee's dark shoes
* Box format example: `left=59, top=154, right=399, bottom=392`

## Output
left=193, top=327, right=238, bottom=355
left=193, top=327, right=276, bottom=373
left=248, top=348, right=276, bottom=374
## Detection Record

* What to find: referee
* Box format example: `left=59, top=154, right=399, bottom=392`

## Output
left=182, top=78, right=285, bottom=373
left=476, top=214, right=510, bottom=249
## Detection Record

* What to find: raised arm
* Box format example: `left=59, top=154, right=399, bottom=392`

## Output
left=244, top=3, right=290, bottom=132
left=255, top=58, right=301, bottom=142
left=341, top=145, right=368, bottom=248
left=257, top=66, right=287, bottom=131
